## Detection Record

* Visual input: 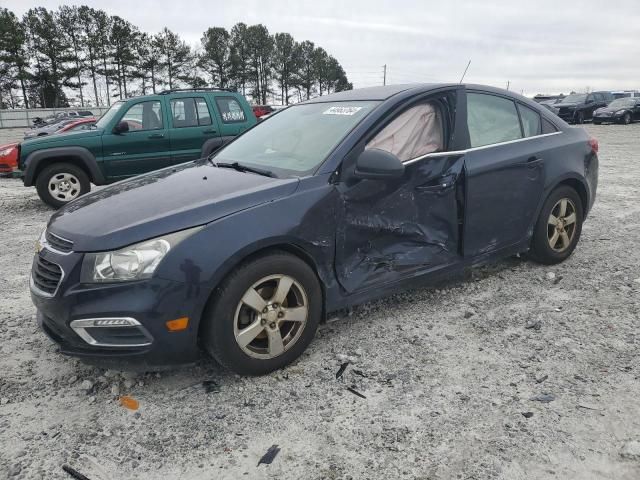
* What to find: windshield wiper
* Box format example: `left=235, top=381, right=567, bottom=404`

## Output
left=215, top=161, right=276, bottom=178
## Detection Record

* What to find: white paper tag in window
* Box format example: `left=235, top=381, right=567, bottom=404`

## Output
left=323, top=106, right=363, bottom=116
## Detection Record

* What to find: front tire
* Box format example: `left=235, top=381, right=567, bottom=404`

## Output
left=201, top=252, right=322, bottom=375
left=35, top=162, right=91, bottom=209
left=623, top=112, right=632, bottom=125
left=574, top=111, right=585, bottom=124
left=529, top=186, right=583, bottom=265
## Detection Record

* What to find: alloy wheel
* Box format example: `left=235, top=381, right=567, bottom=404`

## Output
left=547, top=198, right=578, bottom=252
left=49, top=172, right=81, bottom=202
left=233, top=274, right=309, bottom=359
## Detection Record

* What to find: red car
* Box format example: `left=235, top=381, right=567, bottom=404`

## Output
left=0, top=118, right=96, bottom=176
left=0, top=142, right=19, bottom=175
left=252, top=105, right=275, bottom=118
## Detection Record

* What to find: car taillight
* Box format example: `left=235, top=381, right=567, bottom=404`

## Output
left=588, top=137, right=599, bottom=154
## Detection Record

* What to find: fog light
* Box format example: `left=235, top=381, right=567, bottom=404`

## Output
left=166, top=317, right=189, bottom=332
left=93, top=318, right=137, bottom=327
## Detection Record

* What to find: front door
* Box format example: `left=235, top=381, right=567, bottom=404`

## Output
left=168, top=96, right=221, bottom=165
left=102, top=99, right=171, bottom=179
left=335, top=92, right=465, bottom=293
left=462, top=91, right=546, bottom=257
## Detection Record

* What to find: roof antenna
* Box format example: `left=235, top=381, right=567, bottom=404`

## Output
left=459, top=60, right=471, bottom=84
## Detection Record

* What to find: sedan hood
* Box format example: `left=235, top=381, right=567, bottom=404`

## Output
left=48, top=162, right=300, bottom=251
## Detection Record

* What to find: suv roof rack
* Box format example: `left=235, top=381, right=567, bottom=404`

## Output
left=158, top=87, right=236, bottom=95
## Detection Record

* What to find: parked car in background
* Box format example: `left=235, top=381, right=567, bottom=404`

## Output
left=24, top=117, right=96, bottom=140
left=17, top=88, right=257, bottom=207
left=0, top=142, right=19, bottom=177
left=252, top=105, right=275, bottom=118
left=593, top=97, right=640, bottom=124
left=31, top=110, right=94, bottom=128
left=612, top=90, right=640, bottom=99
left=554, top=91, right=614, bottom=124
left=30, top=84, right=598, bottom=375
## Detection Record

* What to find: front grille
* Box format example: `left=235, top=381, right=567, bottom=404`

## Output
left=46, top=231, right=73, bottom=253
left=32, top=255, right=63, bottom=295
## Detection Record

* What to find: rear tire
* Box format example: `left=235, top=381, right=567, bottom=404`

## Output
left=529, top=186, right=583, bottom=265
left=35, top=162, right=91, bottom=209
left=201, top=252, right=322, bottom=375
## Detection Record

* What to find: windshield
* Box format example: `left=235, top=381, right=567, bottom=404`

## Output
left=214, top=101, right=379, bottom=177
left=608, top=98, right=637, bottom=108
left=561, top=94, right=587, bottom=103
left=95, top=101, right=124, bottom=129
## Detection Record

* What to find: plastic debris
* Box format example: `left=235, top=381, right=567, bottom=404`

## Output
left=62, top=464, right=91, bottom=480
left=119, top=395, right=139, bottom=410
left=257, top=444, right=281, bottom=466
left=202, top=380, right=220, bottom=394
left=529, top=393, right=555, bottom=403
left=335, top=362, right=349, bottom=379
left=347, top=387, right=366, bottom=399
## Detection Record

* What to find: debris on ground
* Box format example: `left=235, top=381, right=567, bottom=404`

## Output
left=525, top=318, right=542, bottom=330
left=521, top=412, right=534, bottom=419
left=347, top=387, right=367, bottom=399
left=530, top=393, right=555, bottom=403
left=535, top=374, right=549, bottom=383
left=202, top=380, right=220, bottom=393
left=336, top=362, right=349, bottom=379
left=119, top=395, right=139, bottom=410
left=62, top=464, right=91, bottom=480
left=257, top=445, right=281, bottom=466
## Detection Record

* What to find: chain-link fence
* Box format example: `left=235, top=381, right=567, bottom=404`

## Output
left=0, top=107, right=110, bottom=128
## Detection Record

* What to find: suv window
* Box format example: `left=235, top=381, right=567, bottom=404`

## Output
left=467, top=93, right=522, bottom=148
left=216, top=97, right=246, bottom=123
left=517, top=104, right=541, bottom=137
left=121, top=101, right=163, bottom=131
left=170, top=97, right=213, bottom=127
left=593, top=93, right=604, bottom=102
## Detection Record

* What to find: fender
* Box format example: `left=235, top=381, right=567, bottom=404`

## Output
left=23, top=146, right=107, bottom=186
left=200, top=135, right=235, bottom=158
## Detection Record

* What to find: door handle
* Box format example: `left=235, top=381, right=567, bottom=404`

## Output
left=148, top=133, right=164, bottom=139
left=526, top=156, right=543, bottom=168
left=202, top=129, right=217, bottom=134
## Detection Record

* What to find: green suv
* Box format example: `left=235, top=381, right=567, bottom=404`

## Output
left=18, top=88, right=257, bottom=207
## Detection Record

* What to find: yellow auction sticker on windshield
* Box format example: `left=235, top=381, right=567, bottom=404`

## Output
left=323, top=106, right=363, bottom=116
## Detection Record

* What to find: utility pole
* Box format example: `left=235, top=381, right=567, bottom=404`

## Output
left=506, top=80, right=510, bottom=90
left=383, top=64, right=387, bottom=86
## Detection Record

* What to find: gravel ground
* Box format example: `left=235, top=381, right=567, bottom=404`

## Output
left=1, top=124, right=639, bottom=480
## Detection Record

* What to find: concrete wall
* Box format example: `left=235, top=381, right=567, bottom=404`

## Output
left=0, top=107, right=110, bottom=129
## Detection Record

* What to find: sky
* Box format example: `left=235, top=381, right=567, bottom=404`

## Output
left=5, top=0, right=640, bottom=96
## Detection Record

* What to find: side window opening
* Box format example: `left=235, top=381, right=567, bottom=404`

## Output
left=121, top=100, right=163, bottom=131
left=541, top=118, right=558, bottom=134
left=195, top=98, right=212, bottom=126
left=366, top=101, right=445, bottom=162
left=517, top=103, right=542, bottom=137
left=466, top=93, right=522, bottom=148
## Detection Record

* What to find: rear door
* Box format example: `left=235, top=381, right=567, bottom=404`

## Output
left=102, top=99, right=171, bottom=178
left=462, top=91, right=548, bottom=258
left=168, top=96, right=221, bottom=165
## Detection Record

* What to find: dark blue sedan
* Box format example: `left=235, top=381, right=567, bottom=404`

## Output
left=31, top=84, right=599, bottom=375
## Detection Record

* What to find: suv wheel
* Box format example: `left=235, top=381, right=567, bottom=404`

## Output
left=623, top=112, right=632, bottom=125
left=529, top=186, right=583, bottom=265
left=201, top=252, right=322, bottom=375
left=574, top=111, right=585, bottom=124
left=35, top=162, right=91, bottom=208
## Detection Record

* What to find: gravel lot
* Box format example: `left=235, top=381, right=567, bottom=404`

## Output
left=1, top=124, right=639, bottom=480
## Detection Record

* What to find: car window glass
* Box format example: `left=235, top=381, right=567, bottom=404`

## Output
left=121, top=101, right=163, bottom=131
left=467, top=93, right=522, bottom=147
left=541, top=118, right=558, bottom=134
left=594, top=93, right=604, bottom=102
left=170, top=98, right=198, bottom=128
left=216, top=97, right=246, bottom=123
left=366, top=102, right=443, bottom=162
left=518, top=104, right=541, bottom=137
left=195, top=98, right=212, bottom=126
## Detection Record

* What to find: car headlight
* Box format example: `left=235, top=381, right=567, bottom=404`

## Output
left=80, top=227, right=202, bottom=283
left=615, top=110, right=626, bottom=115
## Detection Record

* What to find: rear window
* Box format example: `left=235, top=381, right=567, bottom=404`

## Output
left=467, top=93, right=522, bottom=147
left=216, top=97, right=246, bottom=123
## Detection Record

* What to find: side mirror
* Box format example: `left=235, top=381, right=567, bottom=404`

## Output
left=354, top=148, right=405, bottom=180
left=113, top=120, right=129, bottom=134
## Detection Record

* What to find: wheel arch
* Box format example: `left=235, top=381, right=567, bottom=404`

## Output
left=196, top=241, right=330, bottom=341
left=24, top=147, right=106, bottom=186
left=555, top=177, right=589, bottom=217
